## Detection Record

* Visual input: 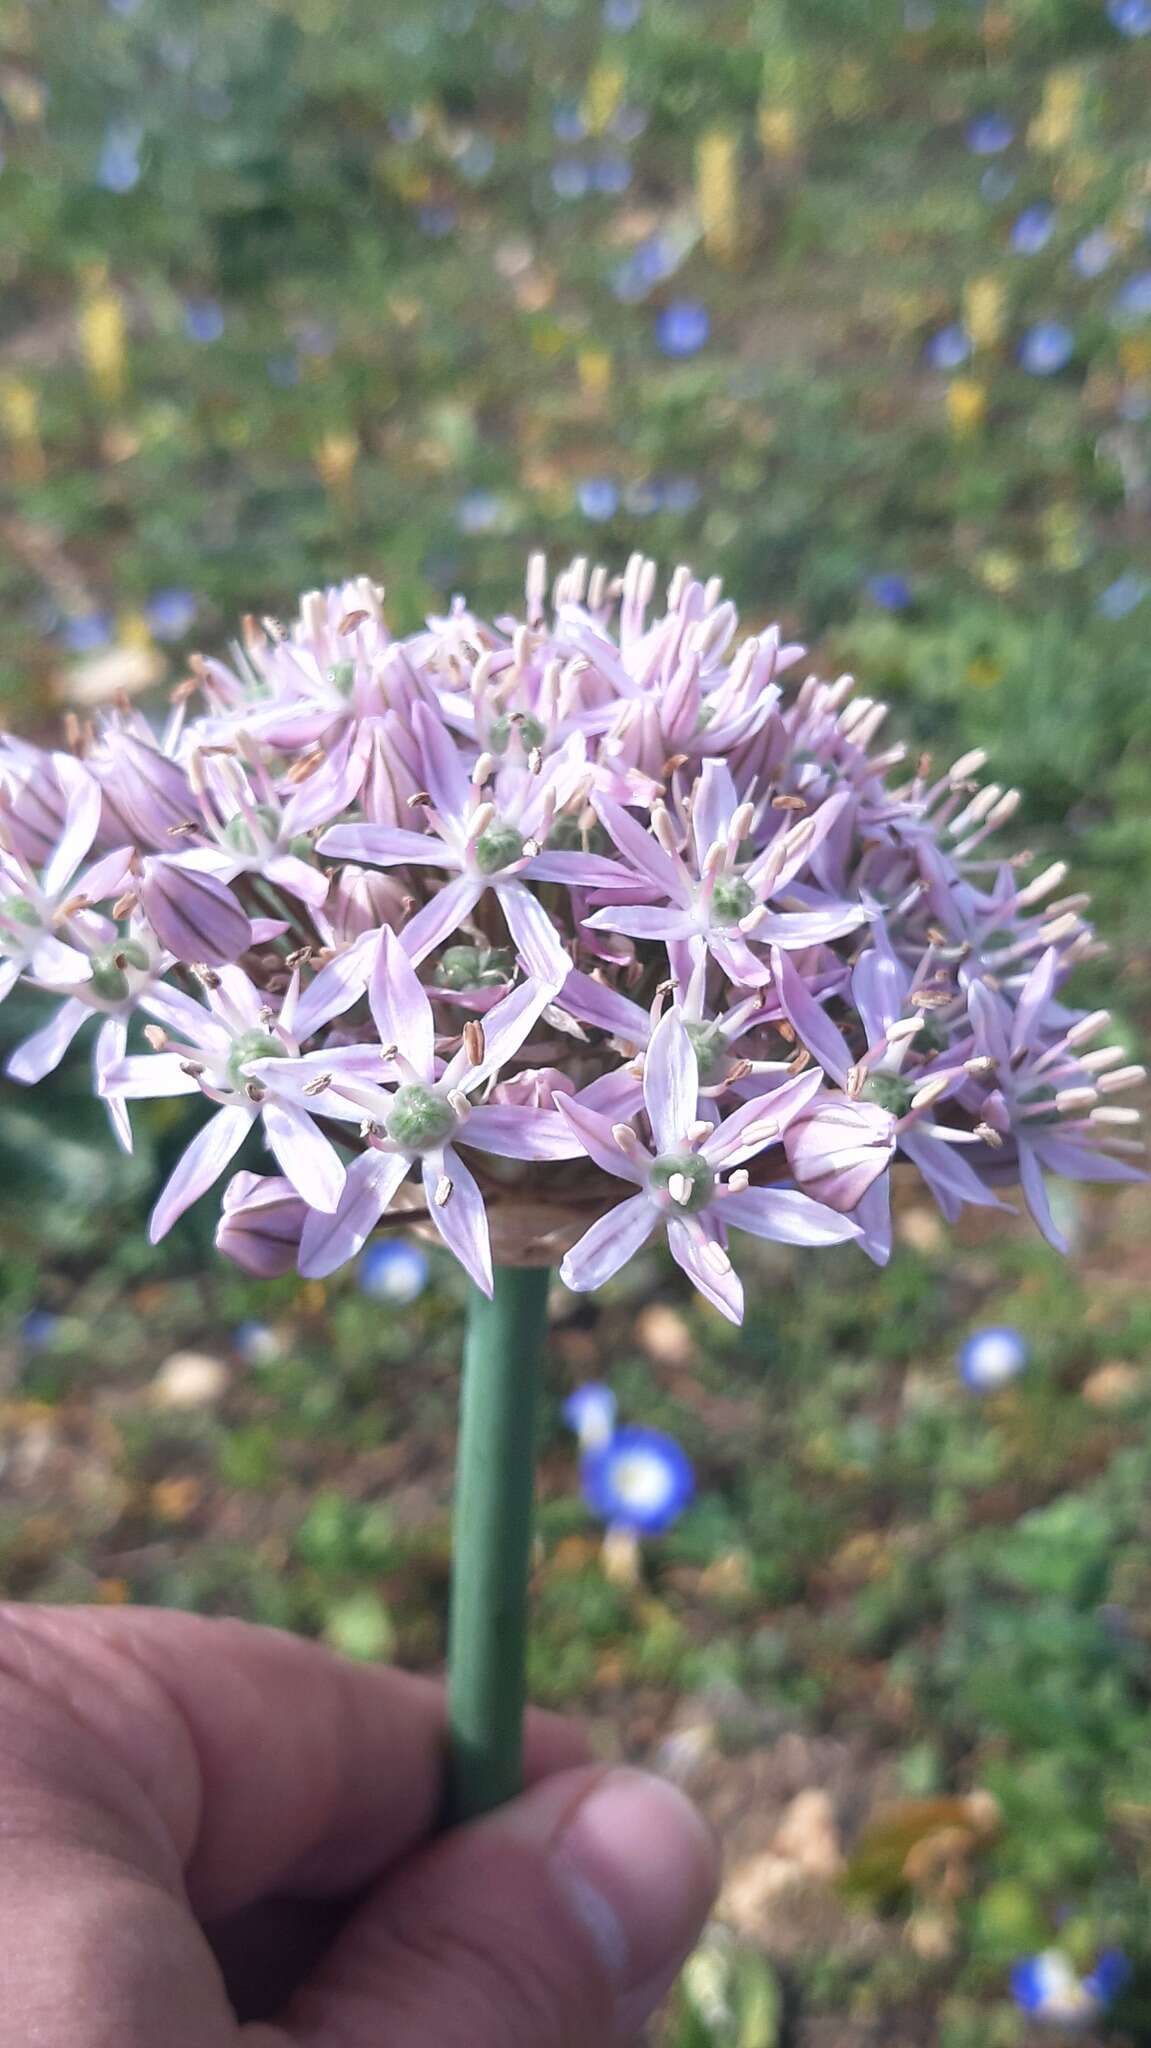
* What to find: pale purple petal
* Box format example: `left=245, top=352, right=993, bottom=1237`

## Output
left=556, top=1094, right=646, bottom=1182
left=558, top=969, right=649, bottom=1043
left=496, top=881, right=570, bottom=984
left=721, top=1184, right=861, bottom=1247
left=446, top=975, right=557, bottom=1090
left=41, top=756, right=102, bottom=895
left=413, top=701, right=472, bottom=825
left=423, top=1146, right=492, bottom=1295
left=851, top=943, right=906, bottom=1045
left=703, top=1067, right=826, bottom=1165
left=755, top=903, right=869, bottom=948
left=6, top=997, right=89, bottom=1083
left=149, top=1103, right=253, bottom=1242
left=94, top=1016, right=132, bottom=1151
left=900, top=1128, right=1009, bottom=1214
left=370, top=925, right=435, bottom=1075
left=461, top=1104, right=584, bottom=1160
left=591, top=796, right=686, bottom=898
left=217, top=1171, right=309, bottom=1278
left=524, top=851, right=646, bottom=889
left=666, top=1217, right=744, bottom=1323
left=1010, top=946, right=1060, bottom=1059
left=291, top=929, right=378, bottom=1039
left=706, top=931, right=772, bottom=987
left=560, top=1193, right=656, bottom=1292
left=140, top=859, right=252, bottom=965
left=770, top=946, right=852, bottom=1084
left=1032, top=1135, right=1146, bottom=1184
left=261, top=1097, right=347, bottom=1213
left=1019, top=1143, right=1067, bottom=1252
left=26, top=934, right=95, bottom=987
left=751, top=789, right=852, bottom=894
left=643, top=1008, right=698, bottom=1151
left=402, top=873, right=483, bottom=965
left=690, top=759, right=739, bottom=868
left=280, top=728, right=364, bottom=835
left=317, top=823, right=453, bottom=867
left=101, top=1053, right=204, bottom=1099
left=298, top=1149, right=409, bottom=1279
left=967, top=977, right=1011, bottom=1068
left=0, top=958, right=22, bottom=1004
left=852, top=1175, right=893, bottom=1266
left=74, top=845, right=135, bottom=905
left=583, top=903, right=696, bottom=940
left=264, top=854, right=331, bottom=910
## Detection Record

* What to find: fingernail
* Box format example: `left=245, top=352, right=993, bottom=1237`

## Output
left=551, top=1769, right=718, bottom=2019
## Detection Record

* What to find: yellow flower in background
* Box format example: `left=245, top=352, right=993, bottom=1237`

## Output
left=759, top=104, right=799, bottom=160
left=1120, top=337, right=1151, bottom=380
left=696, top=128, right=740, bottom=263
left=78, top=283, right=127, bottom=406
left=578, top=348, right=613, bottom=404
left=0, top=377, right=45, bottom=482
left=976, top=550, right=1022, bottom=593
left=314, top=430, right=359, bottom=506
left=964, top=276, right=1006, bottom=350
left=582, top=60, right=625, bottom=137
left=1029, top=66, right=1085, bottom=154
left=827, top=59, right=873, bottom=123
left=1041, top=503, right=1087, bottom=572
left=947, top=378, right=987, bottom=435
left=965, top=657, right=1003, bottom=689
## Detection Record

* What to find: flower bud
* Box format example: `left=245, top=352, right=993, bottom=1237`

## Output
left=325, top=863, right=407, bottom=940
left=215, top=1171, right=307, bottom=1276
left=139, top=857, right=251, bottom=964
left=784, top=1099, right=896, bottom=1212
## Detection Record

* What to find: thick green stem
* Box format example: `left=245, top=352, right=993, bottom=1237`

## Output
left=445, top=1264, right=551, bottom=1825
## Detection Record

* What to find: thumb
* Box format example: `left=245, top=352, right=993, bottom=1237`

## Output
left=280, top=1764, right=718, bottom=2046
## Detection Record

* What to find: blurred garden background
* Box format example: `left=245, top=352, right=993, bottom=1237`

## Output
left=2, top=0, right=1151, bottom=2039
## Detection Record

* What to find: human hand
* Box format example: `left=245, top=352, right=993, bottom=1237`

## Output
left=0, top=1604, right=717, bottom=2045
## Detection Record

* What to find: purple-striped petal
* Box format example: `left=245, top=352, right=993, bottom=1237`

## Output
left=260, top=1097, right=347, bottom=1213
left=1010, top=946, right=1060, bottom=1059
left=1019, top=1143, right=1067, bottom=1252
left=291, top=929, right=378, bottom=1039
left=755, top=903, right=869, bottom=948
left=402, top=873, right=483, bottom=965
left=101, top=1053, right=202, bottom=1099
left=666, top=1217, right=744, bottom=1323
left=264, top=853, right=331, bottom=910
left=317, top=823, right=452, bottom=867
left=140, top=859, right=251, bottom=965
left=557, top=1094, right=646, bottom=1182
left=413, top=700, right=472, bottom=825
left=496, top=881, right=570, bottom=984
left=721, top=1184, right=861, bottom=1247
left=461, top=1103, right=584, bottom=1160
left=591, top=796, right=686, bottom=897
left=558, top=968, right=650, bottom=1043
left=149, top=1103, right=253, bottom=1242
left=703, top=1067, right=826, bottom=1165
left=370, top=925, right=435, bottom=1076
left=583, top=903, right=696, bottom=940
left=560, top=1192, right=656, bottom=1292
left=690, top=759, right=739, bottom=867
left=298, top=1149, right=409, bottom=1278
left=770, top=945, right=852, bottom=1084
left=643, top=1008, right=698, bottom=1152
left=41, top=755, right=102, bottom=895
left=423, top=1146, right=492, bottom=1294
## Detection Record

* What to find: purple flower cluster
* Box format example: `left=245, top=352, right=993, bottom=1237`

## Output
left=1, top=558, right=1142, bottom=1317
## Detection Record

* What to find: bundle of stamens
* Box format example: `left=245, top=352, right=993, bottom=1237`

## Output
left=1, top=553, right=1142, bottom=1318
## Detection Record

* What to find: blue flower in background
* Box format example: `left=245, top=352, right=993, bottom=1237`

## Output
left=654, top=300, right=711, bottom=358
left=1108, top=0, right=1151, bottom=35
left=551, top=159, right=591, bottom=200
left=97, top=123, right=142, bottom=194
left=418, top=204, right=457, bottom=237
left=593, top=153, right=632, bottom=195
left=1012, top=1949, right=1130, bottom=2024
left=61, top=612, right=114, bottom=654
left=660, top=475, right=701, bottom=512
left=924, top=324, right=971, bottom=370
left=231, top=1320, right=282, bottom=1364
left=184, top=298, right=225, bottom=344
left=1019, top=321, right=1074, bottom=374
left=1112, top=270, right=1151, bottom=324
left=581, top=1425, right=695, bottom=1535
left=1096, top=571, right=1150, bottom=619
left=958, top=1326, right=1030, bottom=1391
left=966, top=113, right=1015, bottom=156
left=612, top=105, right=649, bottom=144
left=613, top=235, right=679, bottom=303
left=145, top=588, right=198, bottom=641
left=267, top=353, right=300, bottom=388
left=563, top=1382, right=618, bottom=1451
left=865, top=573, right=913, bottom=611
left=458, top=135, right=496, bottom=183
left=455, top=489, right=513, bottom=535
left=21, top=1309, right=61, bottom=1351
left=296, top=322, right=337, bottom=359
left=1073, top=229, right=1118, bottom=279
left=576, top=477, right=619, bottom=520
left=359, top=1238, right=429, bottom=1304
left=552, top=102, right=586, bottom=143
left=604, top=0, right=642, bottom=26
left=1010, top=202, right=1056, bottom=254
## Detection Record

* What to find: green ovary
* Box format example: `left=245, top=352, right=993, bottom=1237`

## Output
left=649, top=1151, right=715, bottom=1213
left=227, top=1030, right=285, bottom=1089
left=685, top=1021, right=729, bottom=1085
left=435, top=944, right=513, bottom=990
left=473, top=822, right=525, bottom=875
left=861, top=1071, right=914, bottom=1116
left=709, top=874, right=756, bottom=927
left=387, top=1082, right=458, bottom=1150
left=89, top=939, right=149, bottom=1004
left=1, top=898, right=40, bottom=932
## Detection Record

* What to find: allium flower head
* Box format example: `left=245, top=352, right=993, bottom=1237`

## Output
left=1, top=553, right=1141, bottom=1310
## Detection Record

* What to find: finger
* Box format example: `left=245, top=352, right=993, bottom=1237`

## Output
left=281, top=1763, right=719, bottom=2048
left=0, top=1604, right=587, bottom=1919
